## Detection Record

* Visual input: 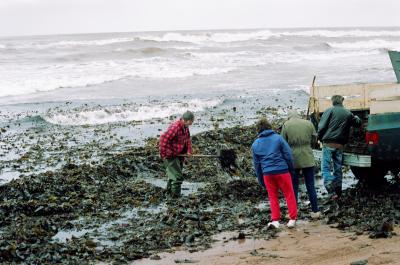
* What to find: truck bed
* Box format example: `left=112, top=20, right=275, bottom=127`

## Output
left=309, top=82, right=400, bottom=114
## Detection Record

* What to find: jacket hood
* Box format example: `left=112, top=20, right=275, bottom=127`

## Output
left=258, top=129, right=275, bottom=137
left=287, top=110, right=300, bottom=119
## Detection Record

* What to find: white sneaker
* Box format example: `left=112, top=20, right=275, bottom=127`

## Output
left=310, top=211, right=321, bottom=220
left=267, top=221, right=280, bottom=229
left=287, top=219, right=296, bottom=228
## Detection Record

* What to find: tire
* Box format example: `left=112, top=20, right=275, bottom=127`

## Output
left=350, top=165, right=388, bottom=185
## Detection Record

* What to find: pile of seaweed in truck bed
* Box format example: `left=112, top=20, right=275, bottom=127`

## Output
left=345, top=122, right=369, bottom=155
left=0, top=123, right=398, bottom=264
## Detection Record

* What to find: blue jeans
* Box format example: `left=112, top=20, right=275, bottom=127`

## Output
left=292, top=167, right=319, bottom=212
left=321, top=146, right=343, bottom=197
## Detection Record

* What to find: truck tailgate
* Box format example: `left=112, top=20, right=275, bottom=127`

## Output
left=312, top=149, right=371, bottom=167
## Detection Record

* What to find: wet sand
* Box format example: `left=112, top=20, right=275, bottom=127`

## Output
left=135, top=221, right=400, bottom=265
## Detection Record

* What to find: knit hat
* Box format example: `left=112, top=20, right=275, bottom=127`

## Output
left=182, top=111, right=194, bottom=121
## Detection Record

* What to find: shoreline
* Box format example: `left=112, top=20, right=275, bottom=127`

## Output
left=0, top=95, right=302, bottom=185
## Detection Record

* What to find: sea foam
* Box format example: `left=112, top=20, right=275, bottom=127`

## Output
left=43, top=99, right=222, bottom=126
left=327, top=39, right=400, bottom=50
left=0, top=47, right=383, bottom=98
left=15, top=38, right=138, bottom=50
left=279, top=29, right=400, bottom=38
left=138, top=29, right=400, bottom=44
left=0, top=56, right=236, bottom=97
left=139, top=30, right=275, bottom=43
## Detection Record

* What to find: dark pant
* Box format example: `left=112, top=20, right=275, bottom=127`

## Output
left=292, top=167, right=319, bottom=213
left=164, top=157, right=183, bottom=197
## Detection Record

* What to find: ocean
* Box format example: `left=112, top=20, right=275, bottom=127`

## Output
left=0, top=27, right=399, bottom=182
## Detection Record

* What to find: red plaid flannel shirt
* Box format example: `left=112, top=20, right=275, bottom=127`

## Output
left=159, top=119, right=192, bottom=159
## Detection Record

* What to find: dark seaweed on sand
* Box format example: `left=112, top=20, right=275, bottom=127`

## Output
left=0, top=123, right=398, bottom=264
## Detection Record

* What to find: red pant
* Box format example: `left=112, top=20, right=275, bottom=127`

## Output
left=263, top=172, right=297, bottom=221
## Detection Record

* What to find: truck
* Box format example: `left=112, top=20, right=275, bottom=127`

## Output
left=308, top=51, right=400, bottom=183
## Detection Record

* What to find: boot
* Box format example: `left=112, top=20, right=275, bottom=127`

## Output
left=166, top=179, right=172, bottom=194
left=171, top=184, right=181, bottom=198
left=334, top=186, right=342, bottom=198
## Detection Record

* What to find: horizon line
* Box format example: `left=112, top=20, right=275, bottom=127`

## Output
left=1, top=25, right=400, bottom=39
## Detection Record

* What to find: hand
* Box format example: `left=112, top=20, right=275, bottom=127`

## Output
left=186, top=152, right=192, bottom=157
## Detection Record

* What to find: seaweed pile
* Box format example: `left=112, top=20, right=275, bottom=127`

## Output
left=0, top=163, right=166, bottom=264
left=323, top=180, right=400, bottom=238
left=0, top=125, right=266, bottom=264
left=346, top=120, right=369, bottom=155
left=0, top=123, right=399, bottom=264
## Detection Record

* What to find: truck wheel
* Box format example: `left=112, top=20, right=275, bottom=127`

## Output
left=350, top=166, right=388, bottom=185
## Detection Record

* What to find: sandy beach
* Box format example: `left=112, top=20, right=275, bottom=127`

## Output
left=135, top=221, right=400, bottom=265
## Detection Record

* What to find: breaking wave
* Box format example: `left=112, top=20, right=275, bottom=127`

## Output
left=3, top=29, right=400, bottom=51
left=20, top=115, right=50, bottom=124
left=0, top=56, right=236, bottom=98
left=111, top=46, right=201, bottom=56
left=0, top=46, right=383, bottom=98
left=326, top=39, right=400, bottom=50
left=138, top=29, right=400, bottom=43
left=293, top=42, right=332, bottom=51
left=287, top=85, right=310, bottom=94
left=43, top=99, right=222, bottom=126
left=264, top=50, right=381, bottom=64
left=20, top=37, right=138, bottom=50
left=279, top=29, right=400, bottom=38
left=139, top=30, right=275, bottom=43
left=2, top=28, right=398, bottom=98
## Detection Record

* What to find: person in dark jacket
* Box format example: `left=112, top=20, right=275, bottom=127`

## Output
left=159, top=111, right=194, bottom=198
left=318, top=95, right=361, bottom=199
left=252, top=118, right=297, bottom=229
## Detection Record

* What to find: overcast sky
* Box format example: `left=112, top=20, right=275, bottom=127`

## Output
left=0, top=0, right=399, bottom=37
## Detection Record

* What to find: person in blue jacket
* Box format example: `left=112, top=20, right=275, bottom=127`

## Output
left=252, top=118, right=298, bottom=229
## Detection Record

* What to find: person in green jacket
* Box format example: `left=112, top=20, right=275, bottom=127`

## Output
left=281, top=110, right=320, bottom=219
left=318, top=95, right=361, bottom=199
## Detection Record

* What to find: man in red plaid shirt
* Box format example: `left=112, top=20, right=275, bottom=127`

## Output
left=159, top=111, right=194, bottom=198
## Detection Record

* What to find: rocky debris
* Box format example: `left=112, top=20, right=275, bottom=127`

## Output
left=149, top=254, right=161, bottom=260
left=350, top=260, right=368, bottom=265
left=323, top=180, right=399, bottom=238
left=174, top=258, right=199, bottom=263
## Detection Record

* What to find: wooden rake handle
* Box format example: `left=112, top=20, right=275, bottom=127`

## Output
left=178, top=154, right=220, bottom=158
